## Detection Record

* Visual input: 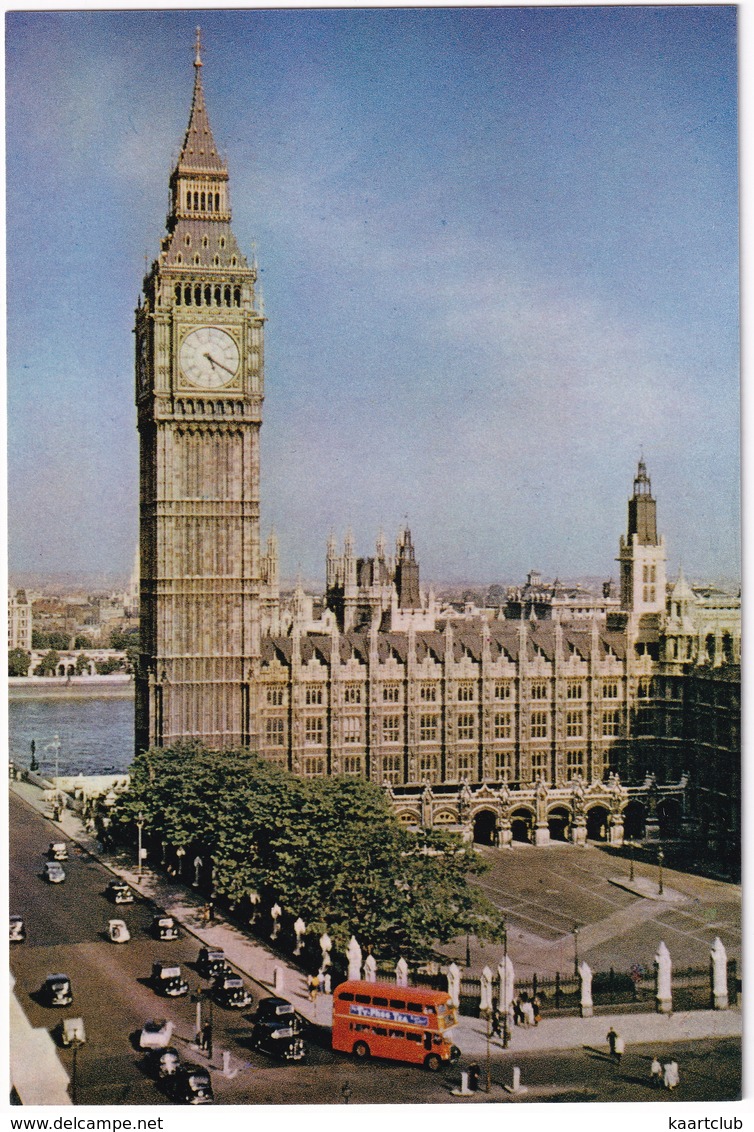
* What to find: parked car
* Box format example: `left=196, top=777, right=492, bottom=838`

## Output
left=212, top=974, right=252, bottom=1009
left=145, top=1046, right=181, bottom=1079
left=41, top=974, right=73, bottom=1007
left=196, top=947, right=229, bottom=980
left=108, top=918, right=130, bottom=943
left=61, top=1018, right=86, bottom=1047
left=150, top=915, right=179, bottom=941
left=151, top=962, right=189, bottom=997
left=42, top=862, right=66, bottom=884
left=138, top=1019, right=175, bottom=1050
left=167, top=1063, right=214, bottom=1105
left=250, top=997, right=306, bottom=1061
left=106, top=880, right=134, bottom=905
left=48, top=841, right=68, bottom=861
left=9, top=915, right=26, bottom=943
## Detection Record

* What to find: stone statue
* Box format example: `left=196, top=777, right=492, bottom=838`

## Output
left=363, top=954, right=377, bottom=982
left=395, top=957, right=409, bottom=987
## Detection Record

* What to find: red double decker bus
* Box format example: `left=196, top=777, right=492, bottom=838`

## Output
left=331, top=979, right=460, bottom=1071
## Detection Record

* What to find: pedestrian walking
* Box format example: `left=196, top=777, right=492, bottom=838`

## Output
left=606, top=1026, right=618, bottom=1057
left=201, top=1021, right=213, bottom=1058
left=308, top=972, right=320, bottom=1002
left=322, top=972, right=332, bottom=995
left=614, top=1035, right=625, bottom=1063
left=650, top=1057, right=663, bottom=1088
left=468, top=1062, right=481, bottom=1092
left=663, top=1061, right=679, bottom=1091
left=532, top=994, right=541, bottom=1025
left=521, top=999, right=535, bottom=1027
left=491, top=1005, right=502, bottom=1037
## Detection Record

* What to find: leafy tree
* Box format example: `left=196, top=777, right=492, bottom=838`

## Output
left=75, top=653, right=92, bottom=676
left=75, top=635, right=94, bottom=649
left=8, top=648, right=31, bottom=677
left=32, top=630, right=71, bottom=650
left=109, top=627, right=139, bottom=650
left=36, top=650, right=60, bottom=675
left=112, top=745, right=504, bottom=958
left=95, top=657, right=125, bottom=674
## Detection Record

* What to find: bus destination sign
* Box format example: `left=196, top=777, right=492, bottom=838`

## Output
left=349, top=1003, right=429, bottom=1027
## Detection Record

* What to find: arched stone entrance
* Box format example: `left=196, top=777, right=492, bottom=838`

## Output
left=623, top=800, right=646, bottom=840
left=547, top=806, right=571, bottom=842
left=586, top=805, right=610, bottom=842
left=657, top=797, right=683, bottom=839
left=511, top=807, right=534, bottom=843
left=473, top=809, right=498, bottom=846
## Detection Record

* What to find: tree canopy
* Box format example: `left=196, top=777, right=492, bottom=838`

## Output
left=8, top=648, right=31, bottom=677
left=113, top=744, right=505, bottom=958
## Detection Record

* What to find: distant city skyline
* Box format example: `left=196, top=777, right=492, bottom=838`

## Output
left=7, top=8, right=739, bottom=585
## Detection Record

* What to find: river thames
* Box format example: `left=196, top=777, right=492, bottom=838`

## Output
left=9, top=693, right=134, bottom=776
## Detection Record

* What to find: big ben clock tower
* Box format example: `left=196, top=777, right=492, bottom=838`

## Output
left=135, top=31, right=264, bottom=753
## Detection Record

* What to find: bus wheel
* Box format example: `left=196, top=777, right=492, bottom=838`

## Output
left=425, top=1054, right=442, bottom=1072
left=353, top=1041, right=370, bottom=1060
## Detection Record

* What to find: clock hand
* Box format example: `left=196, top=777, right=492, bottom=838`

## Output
left=204, top=352, right=235, bottom=376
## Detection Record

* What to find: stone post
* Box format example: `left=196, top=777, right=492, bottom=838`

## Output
left=347, top=936, right=362, bottom=981
left=319, top=932, right=332, bottom=970
left=447, top=962, right=461, bottom=1008
left=710, top=937, right=729, bottom=1010
left=497, top=955, right=515, bottom=1016
left=654, top=941, right=672, bottom=1014
left=480, top=965, right=493, bottom=1013
left=293, top=916, right=306, bottom=956
left=578, top=960, right=593, bottom=1017
left=395, top=957, right=409, bottom=987
left=270, top=902, right=282, bottom=940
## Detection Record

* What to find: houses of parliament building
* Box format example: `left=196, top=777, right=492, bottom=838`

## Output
left=136, top=35, right=739, bottom=861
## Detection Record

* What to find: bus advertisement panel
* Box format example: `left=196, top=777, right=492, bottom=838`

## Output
left=331, top=979, right=460, bottom=1071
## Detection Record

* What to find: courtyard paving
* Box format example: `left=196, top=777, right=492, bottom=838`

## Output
left=442, top=841, right=741, bottom=979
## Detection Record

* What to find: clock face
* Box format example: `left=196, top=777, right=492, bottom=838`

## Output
left=179, top=327, right=240, bottom=388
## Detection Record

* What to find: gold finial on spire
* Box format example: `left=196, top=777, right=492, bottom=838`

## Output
left=194, top=26, right=203, bottom=68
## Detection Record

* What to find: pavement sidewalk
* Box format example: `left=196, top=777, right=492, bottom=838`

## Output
left=11, top=777, right=742, bottom=1060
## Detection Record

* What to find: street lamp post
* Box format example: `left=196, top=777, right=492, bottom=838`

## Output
left=502, top=918, right=510, bottom=1048
left=465, top=931, right=471, bottom=968
left=136, top=812, right=145, bottom=879
left=658, top=848, right=664, bottom=896
left=629, top=839, right=635, bottom=882
left=485, top=1009, right=492, bottom=1093
left=70, top=1036, right=83, bottom=1104
left=573, top=924, right=580, bottom=977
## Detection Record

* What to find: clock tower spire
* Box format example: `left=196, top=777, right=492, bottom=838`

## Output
left=135, top=32, right=265, bottom=754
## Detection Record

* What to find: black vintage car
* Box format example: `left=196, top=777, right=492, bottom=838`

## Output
left=41, top=974, right=73, bottom=1007
left=10, top=915, right=26, bottom=943
left=250, top=997, right=306, bottom=1061
left=212, top=974, right=252, bottom=1009
left=151, top=962, right=189, bottom=997
left=106, top=880, right=134, bottom=905
left=167, top=1063, right=214, bottom=1105
left=145, top=1046, right=181, bottom=1080
left=196, top=947, right=229, bottom=980
left=150, top=915, right=179, bottom=941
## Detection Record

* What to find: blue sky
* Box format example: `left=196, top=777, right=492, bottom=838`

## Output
left=6, top=7, right=740, bottom=587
